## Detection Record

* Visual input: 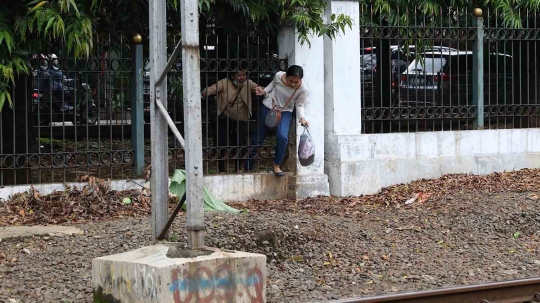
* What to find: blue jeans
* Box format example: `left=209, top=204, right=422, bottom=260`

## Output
left=246, top=105, right=292, bottom=171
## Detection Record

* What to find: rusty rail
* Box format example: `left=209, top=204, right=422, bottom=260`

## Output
left=328, top=277, right=540, bottom=303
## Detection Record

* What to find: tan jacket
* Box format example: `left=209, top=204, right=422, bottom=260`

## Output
left=204, top=79, right=258, bottom=121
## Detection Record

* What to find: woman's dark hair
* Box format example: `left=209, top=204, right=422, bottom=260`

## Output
left=286, top=65, right=304, bottom=79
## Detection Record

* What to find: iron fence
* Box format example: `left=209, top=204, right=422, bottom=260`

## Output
left=0, top=34, right=288, bottom=186
left=360, top=7, right=540, bottom=133
left=157, top=35, right=291, bottom=176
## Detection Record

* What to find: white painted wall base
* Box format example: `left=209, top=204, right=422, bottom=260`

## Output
left=325, top=129, right=540, bottom=196
left=288, top=173, right=330, bottom=199
left=0, top=173, right=289, bottom=202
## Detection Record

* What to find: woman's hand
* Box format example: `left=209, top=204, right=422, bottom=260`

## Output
left=255, top=87, right=266, bottom=96
left=300, top=117, right=309, bottom=127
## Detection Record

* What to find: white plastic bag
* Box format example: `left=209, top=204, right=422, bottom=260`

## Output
left=298, top=126, right=315, bottom=166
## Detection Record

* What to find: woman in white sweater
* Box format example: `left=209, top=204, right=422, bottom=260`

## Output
left=245, top=65, right=309, bottom=176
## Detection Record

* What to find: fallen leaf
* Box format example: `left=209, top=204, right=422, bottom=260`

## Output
left=418, top=193, right=431, bottom=203
left=19, top=210, right=25, bottom=217
left=529, top=194, right=539, bottom=200
left=397, top=226, right=422, bottom=232
left=405, top=193, right=421, bottom=205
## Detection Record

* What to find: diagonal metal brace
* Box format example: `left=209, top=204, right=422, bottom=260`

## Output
left=153, top=38, right=186, bottom=148
left=155, top=97, right=185, bottom=148
left=156, top=39, right=183, bottom=88
left=156, top=193, right=186, bottom=240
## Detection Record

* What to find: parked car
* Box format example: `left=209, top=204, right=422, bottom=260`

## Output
left=398, top=50, right=513, bottom=107
left=361, top=45, right=458, bottom=106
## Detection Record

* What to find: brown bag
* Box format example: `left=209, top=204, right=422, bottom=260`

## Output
left=264, top=83, right=301, bottom=128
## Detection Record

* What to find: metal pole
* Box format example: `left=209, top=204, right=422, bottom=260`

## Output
left=180, top=0, right=205, bottom=249
left=150, top=0, right=169, bottom=243
left=473, top=8, right=484, bottom=129
left=131, top=34, right=144, bottom=177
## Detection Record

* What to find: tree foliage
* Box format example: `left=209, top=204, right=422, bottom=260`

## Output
left=360, top=0, right=540, bottom=28
left=2, top=0, right=540, bottom=110
left=0, top=0, right=354, bottom=110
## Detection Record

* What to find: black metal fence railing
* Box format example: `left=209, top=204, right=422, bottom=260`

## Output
left=0, top=34, right=289, bottom=186
left=145, top=36, right=291, bottom=176
left=360, top=7, right=540, bottom=133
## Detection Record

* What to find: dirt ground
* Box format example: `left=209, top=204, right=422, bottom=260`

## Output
left=2, top=171, right=540, bottom=302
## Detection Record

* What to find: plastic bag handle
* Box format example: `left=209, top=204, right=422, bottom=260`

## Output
left=301, top=125, right=310, bottom=135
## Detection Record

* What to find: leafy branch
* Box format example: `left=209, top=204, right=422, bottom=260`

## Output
left=2, top=0, right=540, bottom=112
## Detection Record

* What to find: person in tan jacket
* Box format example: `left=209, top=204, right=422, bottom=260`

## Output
left=201, top=70, right=259, bottom=173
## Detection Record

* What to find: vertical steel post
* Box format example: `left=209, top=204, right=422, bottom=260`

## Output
left=131, top=34, right=144, bottom=177
left=473, top=8, right=484, bottom=129
left=180, top=0, right=205, bottom=249
left=150, top=0, right=169, bottom=243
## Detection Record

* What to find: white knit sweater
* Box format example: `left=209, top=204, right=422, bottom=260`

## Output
left=262, top=72, right=308, bottom=119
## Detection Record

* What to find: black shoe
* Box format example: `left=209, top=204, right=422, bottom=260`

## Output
left=273, top=169, right=285, bottom=177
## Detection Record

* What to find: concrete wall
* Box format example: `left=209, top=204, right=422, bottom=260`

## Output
left=278, top=26, right=330, bottom=198
left=325, top=129, right=540, bottom=196
left=324, top=0, right=362, bottom=136
left=0, top=173, right=289, bottom=202
left=4, top=1, right=540, bottom=202
left=322, top=1, right=540, bottom=197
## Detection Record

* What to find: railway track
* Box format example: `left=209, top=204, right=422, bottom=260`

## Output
left=327, top=277, right=540, bottom=303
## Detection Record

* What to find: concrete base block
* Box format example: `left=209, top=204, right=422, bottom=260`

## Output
left=325, top=160, right=381, bottom=196
left=92, top=245, right=266, bottom=303
left=288, top=173, right=330, bottom=199
left=204, top=173, right=289, bottom=202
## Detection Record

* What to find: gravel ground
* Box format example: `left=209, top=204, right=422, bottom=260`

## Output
left=2, top=190, right=540, bottom=303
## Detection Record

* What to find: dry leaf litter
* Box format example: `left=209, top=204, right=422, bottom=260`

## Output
left=2, top=169, right=540, bottom=302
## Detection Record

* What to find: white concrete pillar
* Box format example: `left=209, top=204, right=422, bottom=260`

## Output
left=278, top=26, right=330, bottom=198
left=324, top=0, right=362, bottom=135
left=323, top=0, right=364, bottom=196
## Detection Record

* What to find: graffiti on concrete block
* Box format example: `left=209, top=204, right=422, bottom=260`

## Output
left=170, top=263, right=264, bottom=303
left=95, top=263, right=159, bottom=300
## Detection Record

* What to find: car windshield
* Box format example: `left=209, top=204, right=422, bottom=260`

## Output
left=361, top=54, right=377, bottom=69
left=406, top=56, right=447, bottom=74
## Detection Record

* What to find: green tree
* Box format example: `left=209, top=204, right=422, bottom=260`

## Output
left=360, top=0, right=540, bottom=28
left=3, top=0, right=540, bottom=111
left=0, top=0, right=355, bottom=110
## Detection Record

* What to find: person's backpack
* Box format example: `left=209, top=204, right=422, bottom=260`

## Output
left=298, top=126, right=315, bottom=166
